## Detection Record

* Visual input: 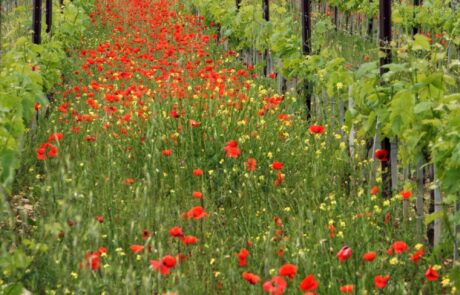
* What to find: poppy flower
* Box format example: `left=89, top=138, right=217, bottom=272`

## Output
left=224, top=140, right=241, bottom=158
left=384, top=212, right=391, bottom=224
left=309, top=124, right=325, bottom=134
left=299, top=274, right=319, bottom=291
left=142, top=229, right=151, bottom=240
left=370, top=186, right=379, bottom=195
left=36, top=143, right=58, bottom=160
left=185, top=206, right=209, bottom=219
left=328, top=224, right=336, bottom=238
left=272, top=161, right=283, bottom=170
left=125, top=178, right=135, bottom=185
left=278, top=263, right=297, bottom=280
left=337, top=246, right=352, bottom=262
left=340, top=284, right=355, bottom=293
left=96, top=215, right=104, bottom=223
left=242, top=272, right=261, bottom=284
left=169, top=226, right=184, bottom=237
left=192, top=191, right=203, bottom=199
left=263, top=276, right=287, bottom=295
left=36, top=147, right=47, bottom=160
left=425, top=266, right=439, bottom=281
left=363, top=251, right=377, bottom=262
left=48, top=132, right=64, bottom=142
left=411, top=248, right=424, bottom=263
left=84, top=252, right=101, bottom=270
left=244, top=158, right=257, bottom=171
left=268, top=72, right=277, bottom=79
left=193, top=169, right=203, bottom=176
left=274, top=173, right=284, bottom=186
left=150, top=255, right=177, bottom=275
left=189, top=120, right=201, bottom=128
left=181, top=235, right=198, bottom=245
left=374, top=275, right=390, bottom=289
left=401, top=191, right=412, bottom=199
left=34, top=103, right=41, bottom=111
left=162, top=149, right=173, bottom=156
left=236, top=248, right=249, bottom=266
left=130, top=245, right=144, bottom=253
left=391, top=241, right=408, bottom=254
left=375, top=149, right=389, bottom=161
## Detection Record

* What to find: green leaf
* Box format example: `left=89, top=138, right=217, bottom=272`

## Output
left=2, top=283, right=24, bottom=295
left=414, top=101, right=435, bottom=114
left=424, top=210, right=444, bottom=225
left=413, top=34, right=431, bottom=51
left=442, top=93, right=460, bottom=103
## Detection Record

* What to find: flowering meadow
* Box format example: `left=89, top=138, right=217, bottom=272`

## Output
left=1, top=0, right=459, bottom=294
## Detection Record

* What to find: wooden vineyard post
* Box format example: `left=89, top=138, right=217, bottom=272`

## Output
left=432, top=165, right=442, bottom=246
left=416, top=159, right=425, bottom=240
left=412, top=0, right=421, bottom=36
left=379, top=0, right=393, bottom=198
left=262, top=0, right=269, bottom=76
left=46, top=0, right=52, bottom=34
left=367, top=0, right=374, bottom=37
left=300, top=0, right=312, bottom=118
left=33, top=0, right=42, bottom=44
left=334, top=5, right=338, bottom=31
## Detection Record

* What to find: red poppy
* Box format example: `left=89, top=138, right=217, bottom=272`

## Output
left=34, top=103, right=41, bottom=111
left=299, top=274, right=319, bottom=291
left=337, top=246, right=352, bottom=262
left=242, top=272, right=261, bottom=284
left=244, top=158, right=257, bottom=171
left=391, top=241, right=408, bottom=254
left=169, top=226, right=184, bottom=237
left=268, top=72, right=277, bottom=79
left=274, top=172, right=284, bottom=186
left=374, top=275, right=390, bottom=289
left=272, top=161, right=283, bottom=170
left=363, top=251, right=377, bottom=262
left=193, top=169, right=203, bottom=176
left=340, top=284, right=355, bottom=293
left=150, top=255, right=177, bottom=275
left=370, top=186, right=379, bottom=195
left=375, top=149, right=389, bottom=161
left=130, top=245, right=144, bottom=253
left=278, top=263, right=297, bottom=280
left=224, top=140, right=241, bottom=158
left=263, top=276, right=287, bottom=295
left=181, top=235, right=198, bottom=245
left=401, top=191, right=412, bottom=199
left=48, top=132, right=64, bottom=142
left=384, top=212, right=391, bottom=225
left=236, top=248, right=249, bottom=266
left=328, top=224, right=336, bottom=238
left=125, top=178, right=135, bottom=185
left=425, top=266, right=439, bottom=281
left=185, top=206, right=209, bottom=219
left=84, top=252, right=101, bottom=270
left=162, top=149, right=173, bottom=156
left=309, top=124, right=325, bottom=134
left=411, top=248, right=424, bottom=263
left=96, top=215, right=104, bottom=223
left=189, top=119, right=201, bottom=128
left=36, top=143, right=58, bottom=160
left=142, top=229, right=151, bottom=240
left=192, top=191, right=203, bottom=199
